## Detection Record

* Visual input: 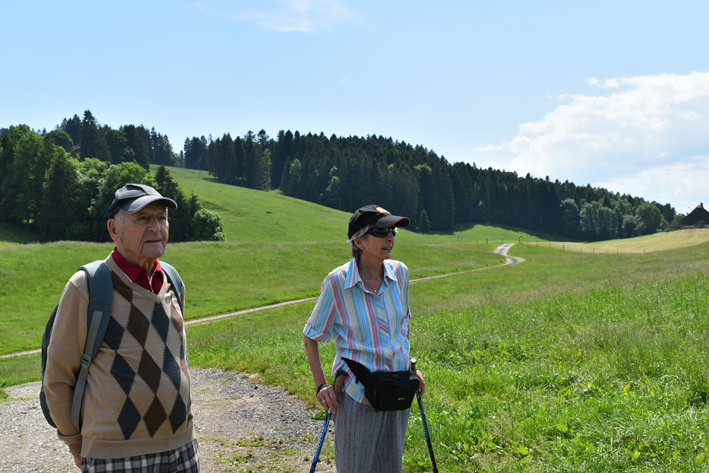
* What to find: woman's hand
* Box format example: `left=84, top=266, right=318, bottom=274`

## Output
left=416, top=370, right=426, bottom=395
left=316, top=383, right=339, bottom=412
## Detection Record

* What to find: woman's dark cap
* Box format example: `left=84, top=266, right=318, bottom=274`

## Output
left=348, top=205, right=410, bottom=239
left=106, top=183, right=177, bottom=220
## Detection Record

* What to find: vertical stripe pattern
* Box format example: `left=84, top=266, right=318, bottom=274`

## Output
left=303, top=258, right=411, bottom=404
left=334, top=393, right=410, bottom=473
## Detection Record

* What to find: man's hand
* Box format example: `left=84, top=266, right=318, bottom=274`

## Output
left=72, top=452, right=81, bottom=469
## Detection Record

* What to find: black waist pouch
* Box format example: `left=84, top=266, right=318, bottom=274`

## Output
left=343, top=358, right=420, bottom=412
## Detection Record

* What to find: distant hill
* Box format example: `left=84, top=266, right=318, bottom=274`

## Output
left=180, top=130, right=676, bottom=240
left=2, top=115, right=678, bottom=242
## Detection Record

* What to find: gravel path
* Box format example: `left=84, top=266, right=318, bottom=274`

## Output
left=0, top=369, right=336, bottom=472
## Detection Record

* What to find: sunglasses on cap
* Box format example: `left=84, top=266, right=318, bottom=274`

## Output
left=368, top=227, right=397, bottom=238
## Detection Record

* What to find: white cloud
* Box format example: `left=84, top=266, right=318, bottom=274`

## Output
left=476, top=71, right=709, bottom=207
left=602, top=77, right=620, bottom=89
left=485, top=160, right=504, bottom=171
left=597, top=155, right=709, bottom=214
left=473, top=144, right=505, bottom=152
left=195, top=0, right=356, bottom=33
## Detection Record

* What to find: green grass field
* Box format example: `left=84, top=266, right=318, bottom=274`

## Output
left=183, top=243, right=709, bottom=472
left=2, top=168, right=708, bottom=471
left=0, top=239, right=503, bottom=355
left=540, top=228, right=709, bottom=253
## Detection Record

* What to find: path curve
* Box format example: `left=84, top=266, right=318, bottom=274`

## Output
left=0, top=244, right=525, bottom=359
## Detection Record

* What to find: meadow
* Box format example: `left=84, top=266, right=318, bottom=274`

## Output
left=184, top=242, right=709, bottom=472
left=2, top=168, right=709, bottom=471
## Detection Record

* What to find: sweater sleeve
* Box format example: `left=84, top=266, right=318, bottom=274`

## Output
left=43, top=270, right=90, bottom=453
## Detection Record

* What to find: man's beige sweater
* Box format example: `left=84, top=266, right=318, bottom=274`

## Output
left=43, top=256, right=196, bottom=459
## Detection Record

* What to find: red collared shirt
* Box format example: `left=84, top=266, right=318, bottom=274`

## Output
left=111, top=248, right=164, bottom=293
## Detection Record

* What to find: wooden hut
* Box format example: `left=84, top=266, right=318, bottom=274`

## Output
left=680, top=203, right=709, bottom=228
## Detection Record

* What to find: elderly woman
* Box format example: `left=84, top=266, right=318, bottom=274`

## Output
left=303, top=204, right=425, bottom=473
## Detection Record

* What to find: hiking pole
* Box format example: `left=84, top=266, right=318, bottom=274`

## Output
left=309, top=370, right=347, bottom=472
left=310, top=408, right=331, bottom=473
left=411, top=358, right=438, bottom=473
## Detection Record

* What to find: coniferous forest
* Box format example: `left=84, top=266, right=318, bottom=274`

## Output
left=1, top=110, right=678, bottom=242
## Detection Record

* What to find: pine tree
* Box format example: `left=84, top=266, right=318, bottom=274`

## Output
left=122, top=125, right=150, bottom=171
left=105, top=129, right=129, bottom=163
left=418, top=209, right=431, bottom=234
left=243, top=131, right=265, bottom=190
left=257, top=129, right=270, bottom=151
left=271, top=130, right=292, bottom=189
left=430, top=161, right=455, bottom=231
left=61, top=114, right=82, bottom=147
left=80, top=110, right=111, bottom=162
left=220, top=134, right=236, bottom=185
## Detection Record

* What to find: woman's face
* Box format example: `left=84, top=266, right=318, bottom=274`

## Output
left=357, top=227, right=396, bottom=262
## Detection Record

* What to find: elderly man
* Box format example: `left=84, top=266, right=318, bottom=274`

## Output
left=43, top=183, right=199, bottom=472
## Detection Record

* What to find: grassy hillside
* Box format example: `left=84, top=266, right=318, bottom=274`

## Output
left=0, top=239, right=504, bottom=355
left=540, top=228, right=709, bottom=253
left=158, top=166, right=573, bottom=244
left=3, top=169, right=709, bottom=470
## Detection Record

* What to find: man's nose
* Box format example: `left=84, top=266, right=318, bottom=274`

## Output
left=147, top=216, right=160, bottom=231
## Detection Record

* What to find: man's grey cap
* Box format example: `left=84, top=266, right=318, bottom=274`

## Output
left=106, top=183, right=177, bottom=220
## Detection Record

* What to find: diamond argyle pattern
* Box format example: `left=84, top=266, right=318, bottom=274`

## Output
left=107, top=275, right=191, bottom=440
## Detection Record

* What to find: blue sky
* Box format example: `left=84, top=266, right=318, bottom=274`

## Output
left=2, top=1, right=709, bottom=214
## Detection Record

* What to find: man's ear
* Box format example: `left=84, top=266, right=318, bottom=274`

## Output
left=107, top=218, right=121, bottom=243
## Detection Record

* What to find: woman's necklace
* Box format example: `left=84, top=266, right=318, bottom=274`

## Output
left=361, top=274, right=383, bottom=293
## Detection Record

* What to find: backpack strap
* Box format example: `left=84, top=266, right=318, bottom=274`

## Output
left=70, top=261, right=113, bottom=429
left=160, top=261, right=184, bottom=315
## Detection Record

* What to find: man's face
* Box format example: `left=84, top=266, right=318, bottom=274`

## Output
left=108, top=202, right=169, bottom=270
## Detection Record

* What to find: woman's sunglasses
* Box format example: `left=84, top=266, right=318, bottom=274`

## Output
left=368, top=227, right=397, bottom=238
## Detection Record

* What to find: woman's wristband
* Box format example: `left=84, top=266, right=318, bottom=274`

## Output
left=316, top=383, right=330, bottom=395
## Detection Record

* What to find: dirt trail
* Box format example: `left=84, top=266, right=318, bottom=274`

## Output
left=0, top=369, right=335, bottom=472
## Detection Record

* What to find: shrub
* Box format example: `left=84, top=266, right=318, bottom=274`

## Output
left=192, top=209, right=226, bottom=241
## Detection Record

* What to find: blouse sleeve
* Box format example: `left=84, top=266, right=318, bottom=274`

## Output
left=303, top=274, right=338, bottom=342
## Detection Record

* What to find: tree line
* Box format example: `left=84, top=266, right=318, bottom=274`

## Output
left=185, top=129, right=677, bottom=240
left=0, top=124, right=224, bottom=243
left=1, top=110, right=183, bottom=170
left=1, top=109, right=678, bottom=242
